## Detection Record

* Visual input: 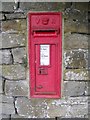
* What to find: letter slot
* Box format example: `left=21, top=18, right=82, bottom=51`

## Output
left=33, top=29, right=59, bottom=37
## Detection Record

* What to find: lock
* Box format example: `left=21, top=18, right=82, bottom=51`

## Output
left=38, top=68, right=48, bottom=75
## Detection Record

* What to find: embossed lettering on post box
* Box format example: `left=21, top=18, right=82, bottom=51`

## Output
left=28, top=12, right=62, bottom=98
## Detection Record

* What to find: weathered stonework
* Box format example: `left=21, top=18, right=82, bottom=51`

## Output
left=64, top=33, right=88, bottom=49
left=0, top=76, right=4, bottom=94
left=2, top=103, right=15, bottom=115
left=2, top=20, right=27, bottom=33
left=12, top=47, right=26, bottom=64
left=64, top=49, right=88, bottom=69
left=64, top=69, right=89, bottom=80
left=2, top=64, right=26, bottom=80
left=5, top=80, right=28, bottom=96
left=1, top=32, right=26, bottom=49
left=15, top=97, right=48, bottom=118
left=1, top=2, right=89, bottom=119
left=63, top=81, right=87, bottom=97
left=0, top=50, right=13, bottom=65
left=0, top=94, right=14, bottom=104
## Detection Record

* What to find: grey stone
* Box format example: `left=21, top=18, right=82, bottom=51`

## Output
left=15, top=97, right=48, bottom=118
left=64, top=69, right=89, bottom=81
left=68, top=104, right=88, bottom=118
left=1, top=103, right=15, bottom=115
left=63, top=81, right=86, bottom=97
left=0, top=94, right=14, bottom=104
left=5, top=13, right=26, bottom=20
left=2, top=64, right=26, bottom=80
left=1, top=32, right=26, bottom=49
left=12, top=47, right=26, bottom=64
left=20, top=2, right=64, bottom=12
left=0, top=50, right=12, bottom=65
left=5, top=80, right=28, bottom=96
left=15, top=97, right=35, bottom=117
left=64, top=33, right=88, bottom=49
left=11, top=114, right=28, bottom=119
left=1, top=114, right=10, bottom=119
left=64, top=9, right=88, bottom=33
left=0, top=80, right=3, bottom=94
left=50, top=96, right=88, bottom=106
left=0, top=76, right=4, bottom=94
left=2, top=2, right=15, bottom=12
left=2, top=19, right=27, bottom=33
left=48, top=97, right=88, bottom=118
left=85, top=82, right=90, bottom=96
left=64, top=49, right=88, bottom=69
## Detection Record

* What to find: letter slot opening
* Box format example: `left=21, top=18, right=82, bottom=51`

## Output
left=33, top=29, right=59, bottom=37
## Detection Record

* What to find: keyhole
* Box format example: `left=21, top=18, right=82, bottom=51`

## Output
left=39, top=70, right=41, bottom=74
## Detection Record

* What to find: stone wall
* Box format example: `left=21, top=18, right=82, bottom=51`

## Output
left=0, top=2, right=89, bottom=119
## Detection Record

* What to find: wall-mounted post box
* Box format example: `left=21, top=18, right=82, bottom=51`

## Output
left=28, top=12, right=62, bottom=98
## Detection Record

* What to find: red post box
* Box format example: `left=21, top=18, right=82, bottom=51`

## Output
left=28, top=12, right=62, bottom=98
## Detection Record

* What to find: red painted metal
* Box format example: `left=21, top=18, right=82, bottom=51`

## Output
left=28, top=12, right=62, bottom=98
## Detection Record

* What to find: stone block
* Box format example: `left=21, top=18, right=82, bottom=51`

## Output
left=11, top=114, right=28, bottom=119
left=1, top=32, right=26, bottom=49
left=15, top=97, right=48, bottom=118
left=2, top=19, right=27, bottom=33
left=64, top=6, right=88, bottom=33
left=0, top=50, right=12, bottom=65
left=64, top=33, right=88, bottom=49
left=12, top=47, right=26, bottom=64
left=75, top=2, right=89, bottom=12
left=2, top=64, right=26, bottom=80
left=64, top=69, right=89, bottom=81
left=0, top=94, right=14, bottom=104
left=1, top=103, right=15, bottom=115
left=0, top=76, right=4, bottom=94
left=1, top=114, right=10, bottom=119
left=2, top=2, right=15, bottom=12
left=63, top=81, right=86, bottom=97
left=85, top=82, right=90, bottom=96
left=5, top=80, right=28, bottom=96
left=47, top=97, right=88, bottom=118
left=64, top=49, right=88, bottom=69
left=20, top=2, right=65, bottom=12
left=5, top=13, right=26, bottom=20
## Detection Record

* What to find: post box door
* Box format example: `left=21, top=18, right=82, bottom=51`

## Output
left=35, top=44, right=57, bottom=94
left=28, top=12, right=62, bottom=98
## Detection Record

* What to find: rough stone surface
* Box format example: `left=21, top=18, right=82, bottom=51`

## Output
left=64, top=69, right=89, bottom=81
left=2, top=2, right=15, bottom=12
left=20, top=2, right=65, bottom=12
left=5, top=80, right=28, bottom=96
left=1, top=114, right=10, bottom=119
left=0, top=80, right=3, bottom=94
left=47, top=96, right=88, bottom=118
left=64, top=7, right=88, bottom=33
left=63, top=81, right=86, bottom=97
left=2, top=20, right=27, bottom=33
left=12, top=47, right=26, bottom=64
left=11, top=114, right=28, bottom=119
left=0, top=50, right=12, bottom=65
left=64, top=33, right=88, bottom=49
left=0, top=94, right=14, bottom=104
left=5, top=13, right=26, bottom=20
left=0, top=76, right=4, bottom=94
left=2, top=64, right=26, bottom=80
left=1, top=32, right=26, bottom=49
left=1, top=2, right=89, bottom=119
left=64, top=49, right=88, bottom=69
left=15, top=97, right=48, bottom=118
left=1, top=103, right=15, bottom=115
